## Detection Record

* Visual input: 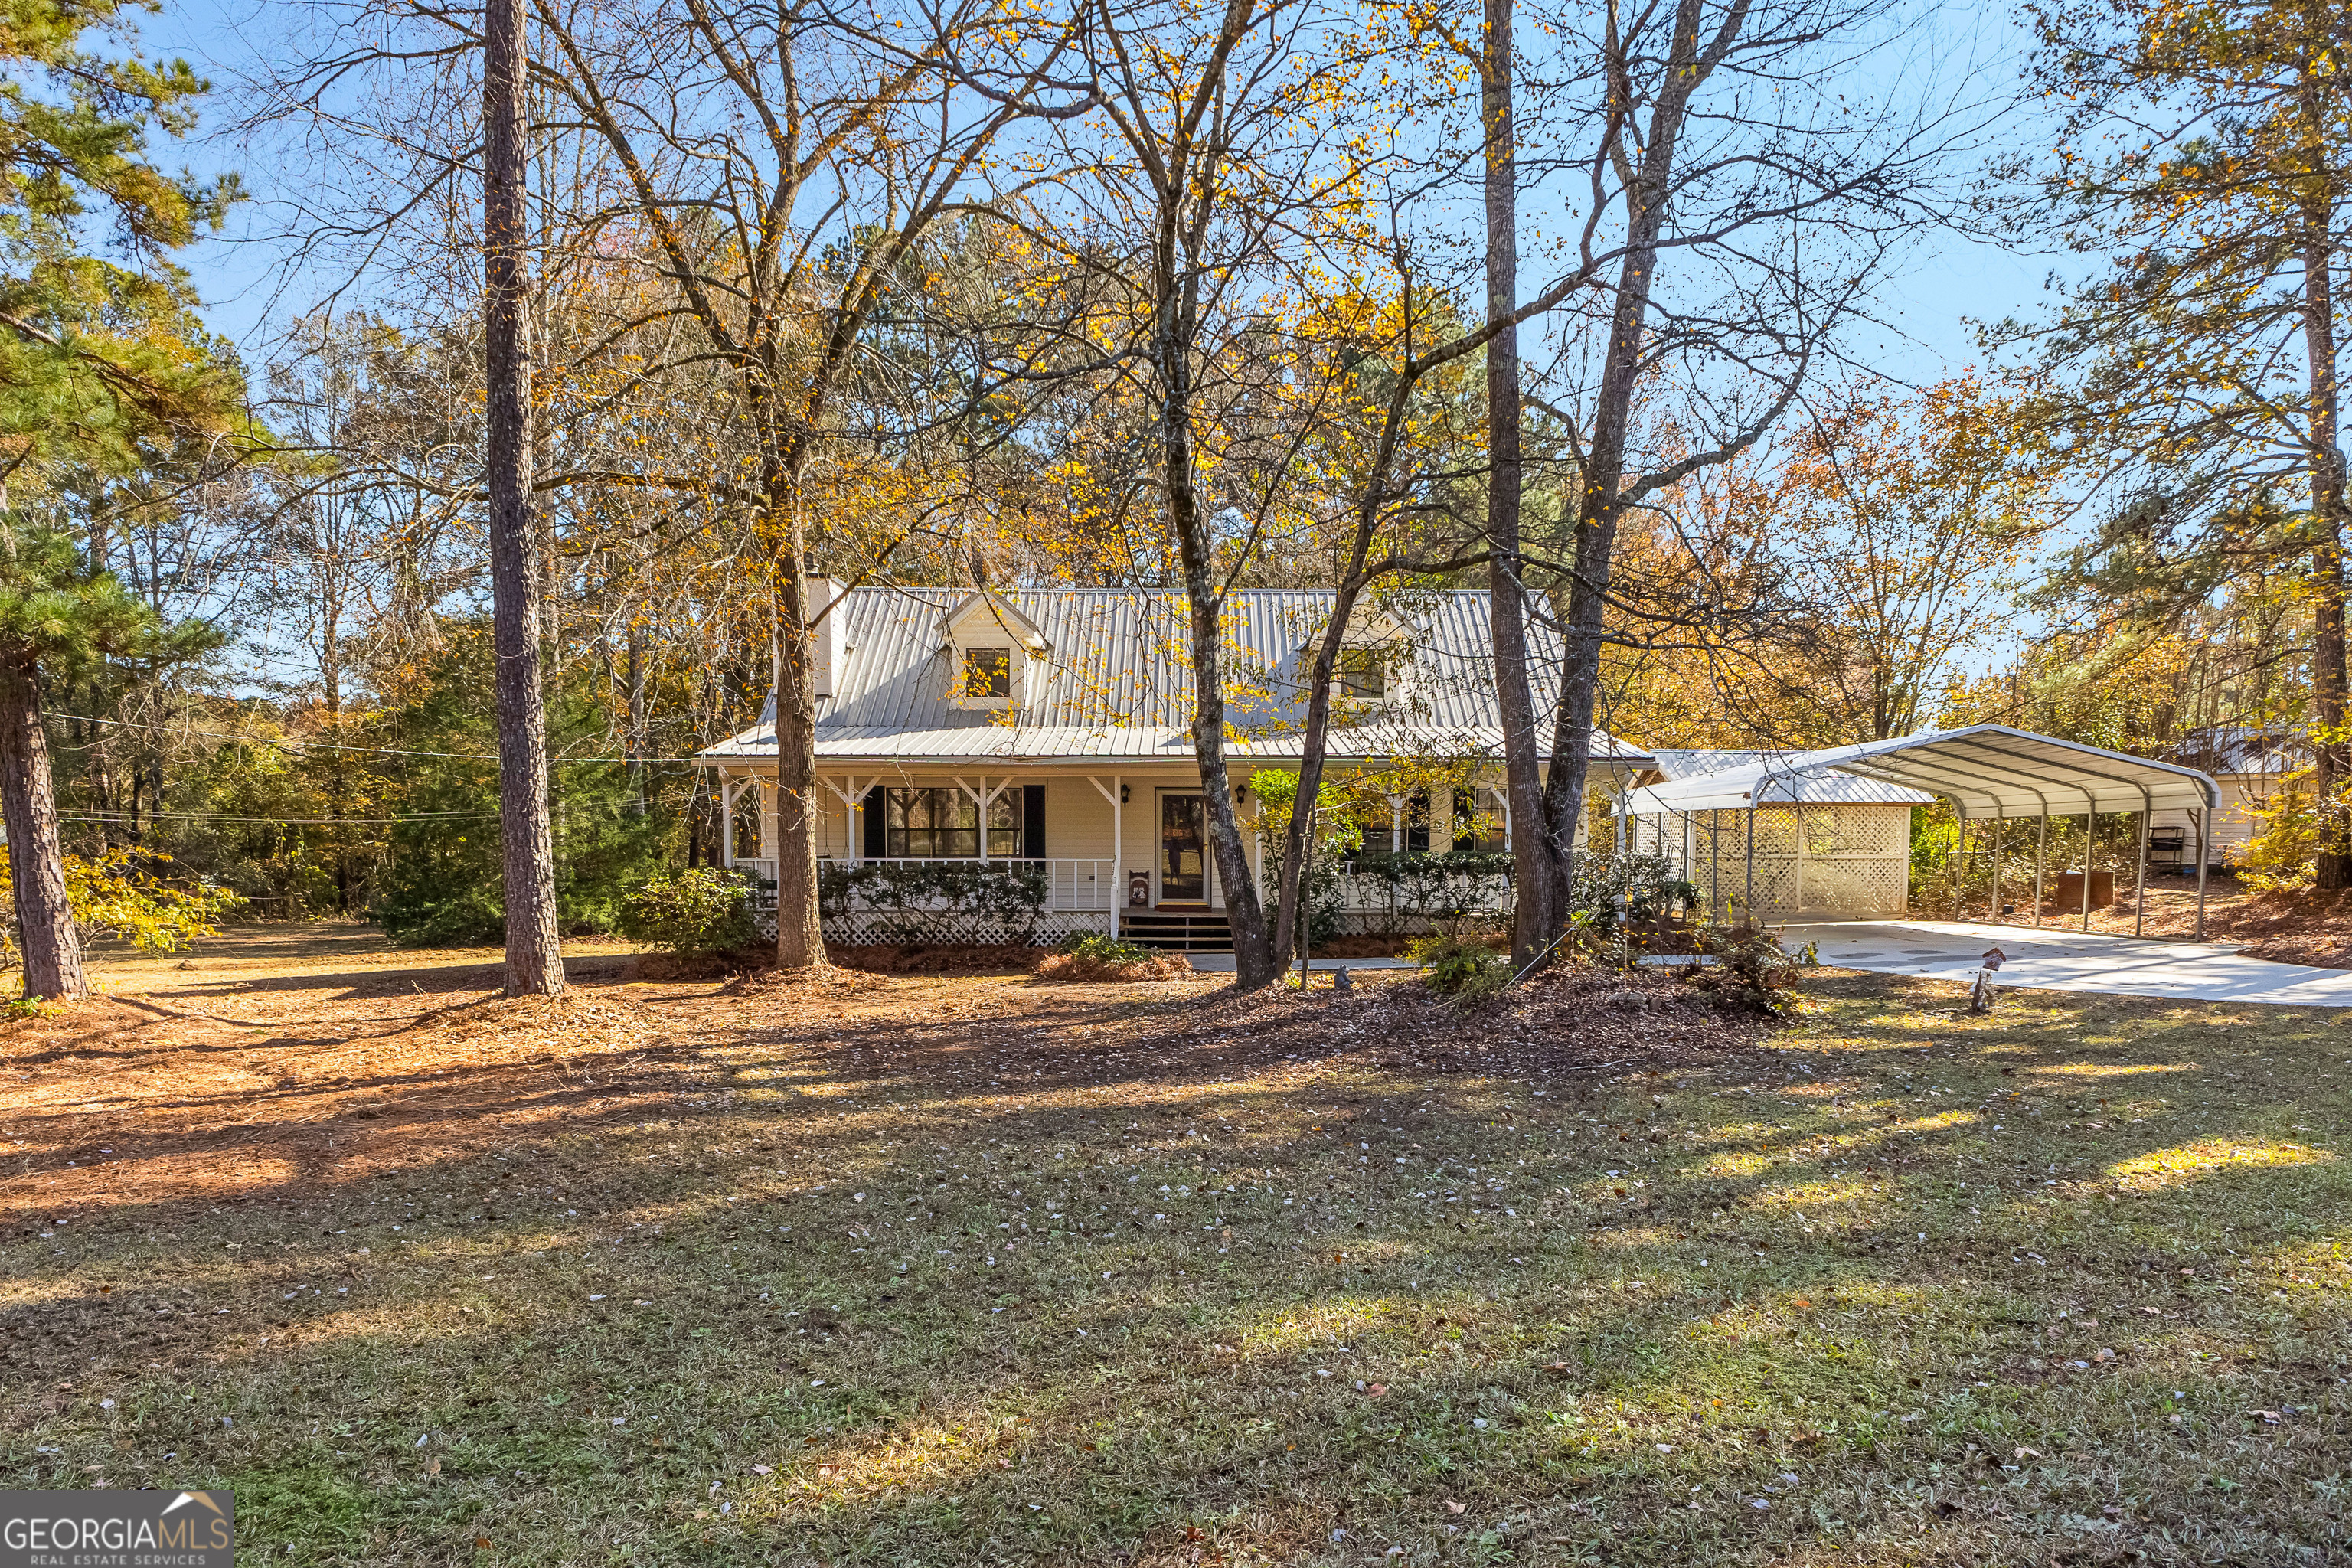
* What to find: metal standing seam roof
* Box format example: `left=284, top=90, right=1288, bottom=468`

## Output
left=1644, top=750, right=1936, bottom=806
left=2164, top=725, right=2310, bottom=777
left=694, top=586, right=1655, bottom=768
left=1626, top=726, right=2221, bottom=818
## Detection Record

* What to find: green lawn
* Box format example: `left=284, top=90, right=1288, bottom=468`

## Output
left=5, top=964, right=2350, bottom=1566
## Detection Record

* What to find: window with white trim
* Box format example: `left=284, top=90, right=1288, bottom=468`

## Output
left=883, top=787, right=1018, bottom=858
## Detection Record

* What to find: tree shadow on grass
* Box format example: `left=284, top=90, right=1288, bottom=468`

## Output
left=2, top=969, right=2347, bottom=1565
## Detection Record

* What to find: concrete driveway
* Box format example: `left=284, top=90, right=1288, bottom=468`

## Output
left=1785, top=920, right=2352, bottom=1008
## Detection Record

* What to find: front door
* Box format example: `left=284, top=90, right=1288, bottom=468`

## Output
left=1159, top=792, right=1208, bottom=903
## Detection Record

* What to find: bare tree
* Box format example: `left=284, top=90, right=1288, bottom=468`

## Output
left=1504, top=0, right=1977, bottom=957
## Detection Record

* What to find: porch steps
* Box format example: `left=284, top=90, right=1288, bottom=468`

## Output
left=1120, top=910, right=1234, bottom=952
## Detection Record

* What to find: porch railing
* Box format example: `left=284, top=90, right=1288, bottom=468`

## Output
left=815, top=857, right=1115, bottom=911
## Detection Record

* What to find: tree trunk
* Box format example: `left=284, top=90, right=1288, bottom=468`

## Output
left=1540, top=249, right=1658, bottom=930
left=1178, top=582, right=1276, bottom=988
left=2298, top=138, right=2350, bottom=889
left=1154, top=312, right=1274, bottom=985
left=623, top=622, right=648, bottom=821
left=0, top=657, right=86, bottom=1001
left=484, top=0, right=564, bottom=998
left=1537, top=0, right=1710, bottom=947
left=1481, top=0, right=1552, bottom=971
left=770, top=496, right=828, bottom=970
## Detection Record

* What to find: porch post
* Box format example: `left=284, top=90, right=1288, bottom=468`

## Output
left=821, top=776, right=863, bottom=867
left=1390, top=795, right=1401, bottom=854
left=1089, top=775, right=1124, bottom=936
left=959, top=776, right=1011, bottom=865
left=721, top=778, right=738, bottom=869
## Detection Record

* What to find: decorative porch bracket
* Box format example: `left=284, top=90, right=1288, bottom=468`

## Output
left=822, top=775, right=865, bottom=865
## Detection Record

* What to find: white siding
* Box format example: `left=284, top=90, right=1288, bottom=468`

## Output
left=2149, top=771, right=2286, bottom=865
left=1045, top=776, right=1119, bottom=861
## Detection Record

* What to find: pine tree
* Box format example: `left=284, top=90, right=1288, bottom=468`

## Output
left=0, top=0, right=241, bottom=998
left=2018, top=0, right=2352, bottom=884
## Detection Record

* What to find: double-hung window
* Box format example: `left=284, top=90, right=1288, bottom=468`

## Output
left=883, top=787, right=1020, bottom=858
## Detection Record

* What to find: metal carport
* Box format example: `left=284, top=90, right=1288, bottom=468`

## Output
left=1622, top=724, right=2225, bottom=938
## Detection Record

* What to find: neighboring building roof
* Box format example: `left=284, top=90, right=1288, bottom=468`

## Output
left=2164, top=725, right=2309, bottom=776
left=1628, top=725, right=2220, bottom=818
left=1646, top=749, right=1935, bottom=805
left=695, top=586, right=1654, bottom=768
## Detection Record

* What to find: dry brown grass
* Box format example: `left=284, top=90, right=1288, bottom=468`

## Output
left=2, top=923, right=2348, bottom=1567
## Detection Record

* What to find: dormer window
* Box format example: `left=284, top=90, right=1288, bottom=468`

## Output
left=962, top=647, right=1012, bottom=700
left=943, top=590, right=1047, bottom=711
left=1335, top=647, right=1387, bottom=699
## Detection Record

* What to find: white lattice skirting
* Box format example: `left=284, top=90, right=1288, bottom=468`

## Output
left=753, top=907, right=1118, bottom=946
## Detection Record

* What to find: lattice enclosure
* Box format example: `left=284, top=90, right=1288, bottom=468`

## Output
left=756, top=907, right=1116, bottom=946
left=1664, top=804, right=1911, bottom=921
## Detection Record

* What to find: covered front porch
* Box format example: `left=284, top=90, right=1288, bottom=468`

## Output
left=703, top=764, right=1532, bottom=948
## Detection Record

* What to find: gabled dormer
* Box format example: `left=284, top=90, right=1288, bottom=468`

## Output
left=941, top=590, right=1050, bottom=711
left=1315, top=606, right=1413, bottom=704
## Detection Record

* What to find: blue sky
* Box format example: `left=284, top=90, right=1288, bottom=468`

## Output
left=146, top=0, right=2059, bottom=389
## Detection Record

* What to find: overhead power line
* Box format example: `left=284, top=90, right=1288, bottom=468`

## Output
left=59, top=810, right=505, bottom=826
left=49, top=712, right=746, bottom=766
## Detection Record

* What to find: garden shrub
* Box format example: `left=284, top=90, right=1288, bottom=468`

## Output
left=818, top=858, right=1050, bottom=944
left=1032, top=930, right=1191, bottom=982
left=1406, top=930, right=1510, bottom=1004
left=1683, top=925, right=1815, bottom=1014
left=0, top=849, right=244, bottom=978
left=618, top=868, right=756, bottom=955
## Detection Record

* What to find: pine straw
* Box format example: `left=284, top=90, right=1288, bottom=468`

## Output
left=0, top=985, right=693, bottom=1217
left=717, top=962, right=890, bottom=998
left=1029, top=948, right=1194, bottom=982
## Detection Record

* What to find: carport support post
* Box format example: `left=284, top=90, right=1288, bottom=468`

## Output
left=1710, top=810, right=1721, bottom=924
left=1743, top=808, right=1756, bottom=930
left=1952, top=805, right=1967, bottom=920
left=2194, top=808, right=2208, bottom=941
left=1991, top=811, right=2003, bottom=925
left=2081, top=811, right=2093, bottom=932
left=2034, top=812, right=2046, bottom=929
left=2133, top=793, right=2151, bottom=939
